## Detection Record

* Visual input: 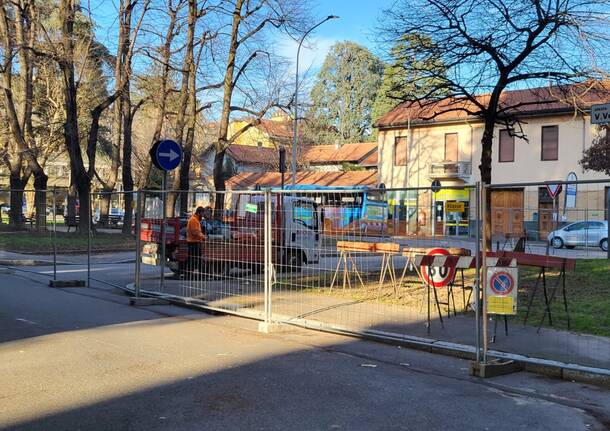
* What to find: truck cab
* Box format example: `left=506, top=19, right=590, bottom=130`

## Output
left=236, top=194, right=321, bottom=268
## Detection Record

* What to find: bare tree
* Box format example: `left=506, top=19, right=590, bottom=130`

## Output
left=53, top=0, right=134, bottom=231
left=139, top=0, right=185, bottom=188
left=165, top=0, right=201, bottom=214
left=0, top=0, right=49, bottom=228
left=95, top=0, right=149, bottom=227
left=212, top=0, right=306, bottom=214
left=381, top=0, right=610, bottom=245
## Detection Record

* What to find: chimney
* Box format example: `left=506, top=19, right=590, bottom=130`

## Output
left=334, top=139, right=340, bottom=150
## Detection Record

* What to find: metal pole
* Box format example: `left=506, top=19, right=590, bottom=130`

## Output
left=291, top=16, right=338, bottom=185
left=160, top=171, right=168, bottom=290
left=135, top=191, right=143, bottom=298
left=87, top=192, right=92, bottom=288
left=431, top=192, right=436, bottom=237
left=607, top=188, right=610, bottom=259
left=481, top=184, right=488, bottom=364
left=607, top=126, right=610, bottom=259
left=52, top=188, right=57, bottom=282
left=552, top=196, right=557, bottom=255
left=263, top=189, right=271, bottom=322
left=291, top=43, right=300, bottom=186
left=474, top=182, right=481, bottom=363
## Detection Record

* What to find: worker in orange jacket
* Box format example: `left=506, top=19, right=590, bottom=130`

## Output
left=186, top=206, right=205, bottom=277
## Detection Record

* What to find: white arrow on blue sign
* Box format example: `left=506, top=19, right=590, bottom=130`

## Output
left=151, top=139, right=182, bottom=171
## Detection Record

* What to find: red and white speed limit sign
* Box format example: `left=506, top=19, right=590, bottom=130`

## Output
left=421, top=248, right=456, bottom=288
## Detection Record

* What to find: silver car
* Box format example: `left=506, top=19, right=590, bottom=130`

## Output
left=547, top=220, right=608, bottom=252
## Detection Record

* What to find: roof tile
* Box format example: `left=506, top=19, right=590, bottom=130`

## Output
left=376, top=81, right=610, bottom=128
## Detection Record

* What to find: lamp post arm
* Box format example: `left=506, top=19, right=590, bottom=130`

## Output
left=291, top=15, right=338, bottom=185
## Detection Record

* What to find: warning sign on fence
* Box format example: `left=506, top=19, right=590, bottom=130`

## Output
left=486, top=267, right=518, bottom=315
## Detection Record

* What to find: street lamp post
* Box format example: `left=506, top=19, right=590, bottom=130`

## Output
left=291, top=15, right=339, bottom=185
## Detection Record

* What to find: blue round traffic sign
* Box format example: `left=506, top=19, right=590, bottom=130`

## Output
left=490, top=271, right=514, bottom=295
left=151, top=139, right=182, bottom=171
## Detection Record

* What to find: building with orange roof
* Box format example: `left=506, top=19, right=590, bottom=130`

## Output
left=374, top=81, right=610, bottom=238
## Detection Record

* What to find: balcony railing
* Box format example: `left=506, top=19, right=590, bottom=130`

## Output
left=428, top=161, right=472, bottom=179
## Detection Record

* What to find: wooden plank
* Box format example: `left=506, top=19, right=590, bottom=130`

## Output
left=486, top=251, right=576, bottom=271
left=336, top=240, right=375, bottom=252
left=374, top=242, right=400, bottom=253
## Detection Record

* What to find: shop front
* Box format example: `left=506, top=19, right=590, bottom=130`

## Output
left=432, top=188, right=471, bottom=236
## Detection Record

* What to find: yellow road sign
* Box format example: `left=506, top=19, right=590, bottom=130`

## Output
left=445, top=201, right=465, bottom=212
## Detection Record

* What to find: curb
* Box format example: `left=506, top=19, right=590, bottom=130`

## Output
left=0, top=248, right=135, bottom=256
left=0, top=259, right=56, bottom=266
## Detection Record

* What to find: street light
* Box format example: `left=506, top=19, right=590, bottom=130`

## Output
left=291, top=15, right=339, bottom=185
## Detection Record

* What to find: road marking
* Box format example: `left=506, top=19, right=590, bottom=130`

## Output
left=16, top=318, right=38, bottom=325
left=38, top=266, right=127, bottom=274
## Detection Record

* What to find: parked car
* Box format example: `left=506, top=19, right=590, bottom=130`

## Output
left=94, top=208, right=124, bottom=227
left=547, top=220, right=608, bottom=252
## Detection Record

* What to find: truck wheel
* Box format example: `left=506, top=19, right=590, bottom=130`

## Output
left=284, top=250, right=303, bottom=273
left=175, top=261, right=187, bottom=278
left=250, top=263, right=263, bottom=275
left=206, top=260, right=227, bottom=278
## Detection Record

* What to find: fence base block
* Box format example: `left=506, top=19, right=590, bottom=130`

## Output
left=470, top=359, right=521, bottom=378
left=49, top=280, right=86, bottom=288
left=129, top=297, right=170, bottom=306
left=258, top=322, right=292, bottom=334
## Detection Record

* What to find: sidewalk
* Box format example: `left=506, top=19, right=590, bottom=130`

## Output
left=136, top=276, right=610, bottom=372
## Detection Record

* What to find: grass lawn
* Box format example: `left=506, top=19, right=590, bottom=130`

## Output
left=278, top=259, right=610, bottom=338
left=517, top=259, right=610, bottom=337
left=0, top=231, right=135, bottom=254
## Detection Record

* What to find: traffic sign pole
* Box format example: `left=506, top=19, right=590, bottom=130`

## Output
left=607, top=188, right=610, bottom=260
left=135, top=191, right=142, bottom=299
left=607, top=126, right=610, bottom=260
left=148, top=139, right=182, bottom=290
left=474, top=182, right=481, bottom=363
left=160, top=170, right=167, bottom=291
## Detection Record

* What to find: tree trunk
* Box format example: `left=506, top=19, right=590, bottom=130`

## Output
left=98, top=194, right=112, bottom=227
left=213, top=148, right=227, bottom=218
left=33, top=172, right=48, bottom=232
left=179, top=126, right=194, bottom=215
left=67, top=183, right=77, bottom=223
left=59, top=0, right=91, bottom=233
left=8, top=174, right=27, bottom=227
left=479, top=118, right=495, bottom=250
left=122, top=92, right=134, bottom=234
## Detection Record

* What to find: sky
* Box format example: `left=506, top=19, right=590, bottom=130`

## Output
left=90, top=0, right=395, bottom=72
left=277, top=0, right=394, bottom=72
left=87, top=0, right=396, bottom=116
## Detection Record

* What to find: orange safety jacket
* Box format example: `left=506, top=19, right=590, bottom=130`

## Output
left=186, top=215, right=205, bottom=243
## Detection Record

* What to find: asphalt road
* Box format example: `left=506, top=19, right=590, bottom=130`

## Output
left=1, top=264, right=610, bottom=431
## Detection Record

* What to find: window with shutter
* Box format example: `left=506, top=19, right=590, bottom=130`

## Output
left=394, top=136, right=408, bottom=166
left=541, top=125, right=558, bottom=161
left=499, top=130, right=514, bottom=162
left=444, top=133, right=458, bottom=162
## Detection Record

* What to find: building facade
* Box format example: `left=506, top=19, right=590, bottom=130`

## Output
left=375, top=83, right=610, bottom=239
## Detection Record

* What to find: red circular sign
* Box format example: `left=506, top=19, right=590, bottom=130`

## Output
left=421, top=248, right=456, bottom=288
left=489, top=271, right=514, bottom=295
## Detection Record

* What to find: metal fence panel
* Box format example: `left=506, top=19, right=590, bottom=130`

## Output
left=86, top=191, right=138, bottom=291
left=134, top=189, right=269, bottom=319
left=264, top=186, right=483, bottom=359
left=4, top=181, right=608, bottom=374
left=0, top=188, right=63, bottom=282
left=481, top=180, right=610, bottom=371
